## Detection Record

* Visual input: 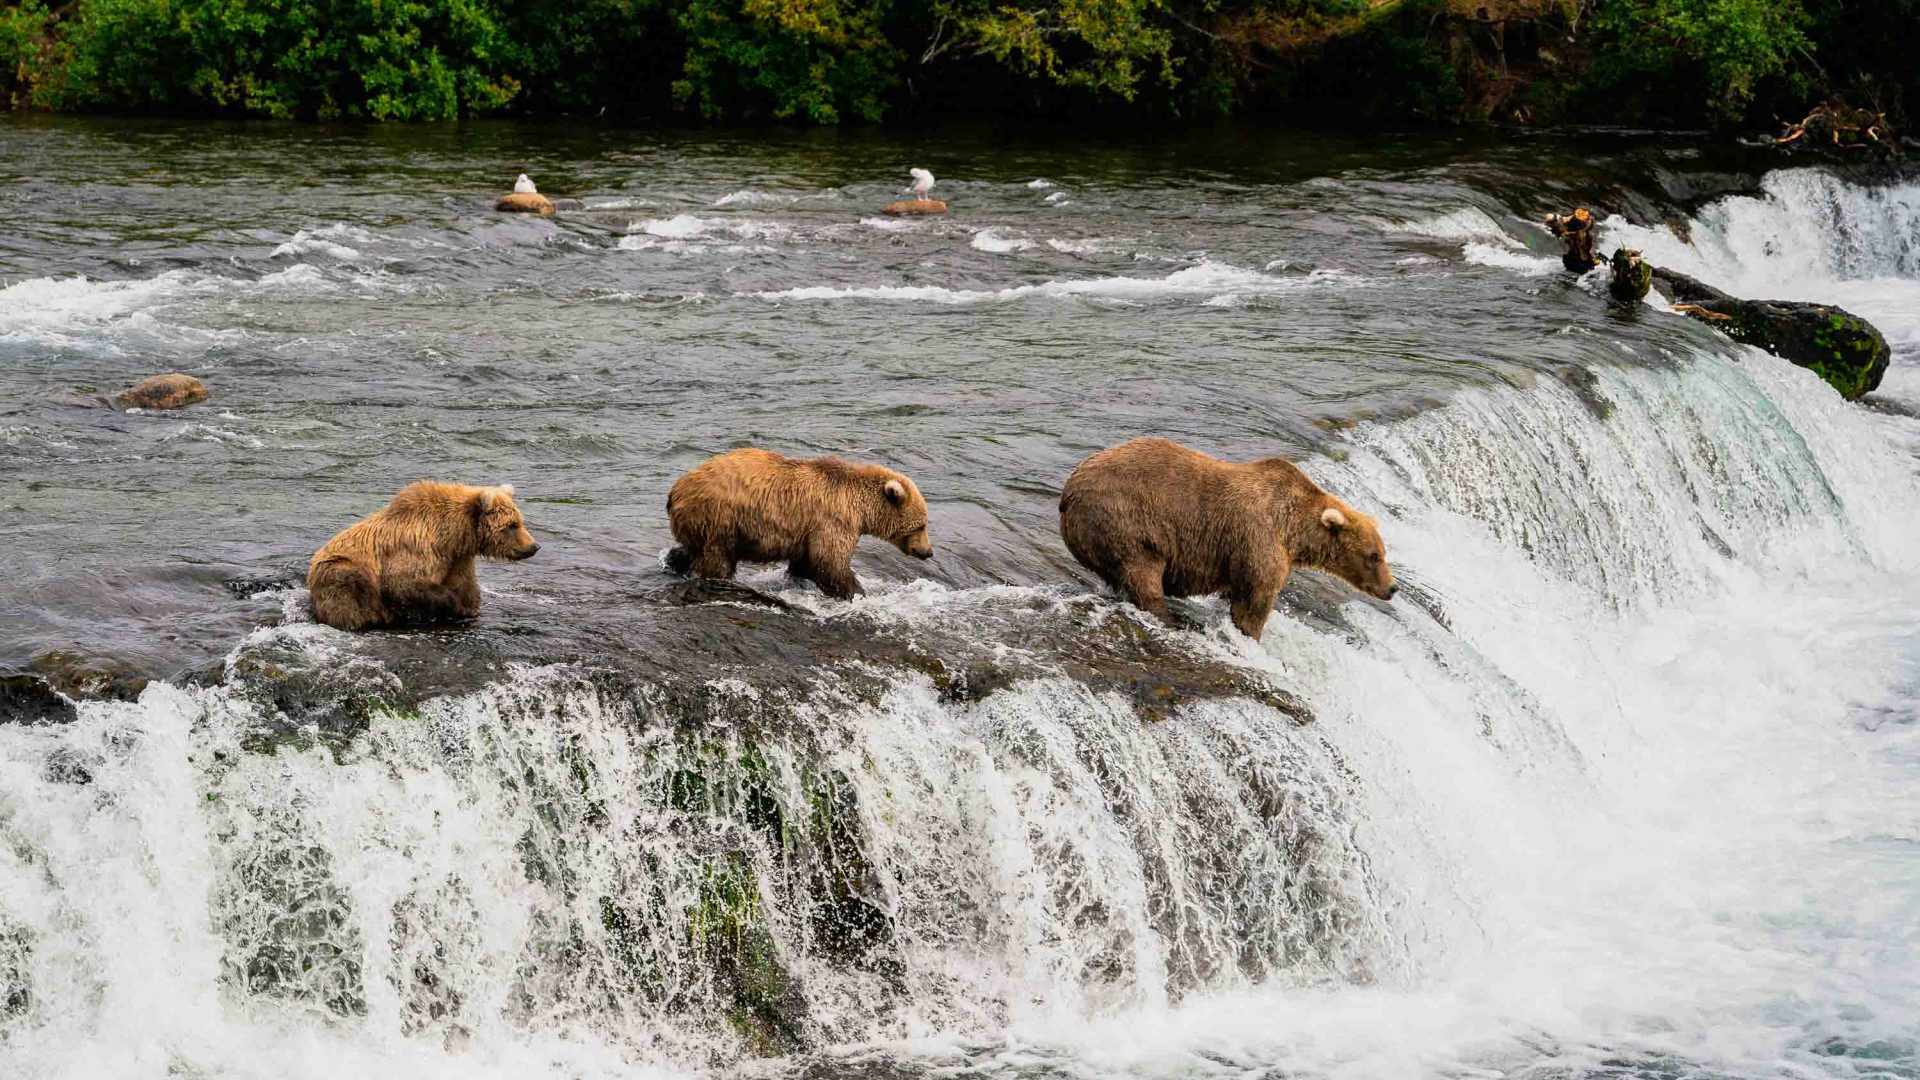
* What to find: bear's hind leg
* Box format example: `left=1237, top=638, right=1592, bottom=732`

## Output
left=1117, top=560, right=1174, bottom=626
left=310, top=562, right=385, bottom=631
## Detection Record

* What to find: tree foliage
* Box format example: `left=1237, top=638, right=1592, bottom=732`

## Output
left=0, top=0, right=1908, bottom=126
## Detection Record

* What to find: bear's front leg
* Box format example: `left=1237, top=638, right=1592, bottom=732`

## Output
left=1228, top=592, right=1274, bottom=640
left=805, top=534, right=864, bottom=600
left=442, top=558, right=482, bottom=619
left=688, top=541, right=737, bottom=580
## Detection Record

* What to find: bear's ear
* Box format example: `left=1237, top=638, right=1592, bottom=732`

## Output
left=1320, top=506, right=1348, bottom=532
left=479, top=484, right=515, bottom=510
left=883, top=478, right=906, bottom=505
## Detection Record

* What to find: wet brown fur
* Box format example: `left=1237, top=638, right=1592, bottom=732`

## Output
left=666, top=448, right=933, bottom=599
left=307, top=482, right=539, bottom=631
left=1058, top=438, right=1397, bottom=639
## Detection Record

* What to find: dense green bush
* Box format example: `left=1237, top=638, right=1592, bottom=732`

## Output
left=673, top=0, right=899, bottom=121
left=1584, top=0, right=1810, bottom=121
left=0, top=0, right=1907, bottom=126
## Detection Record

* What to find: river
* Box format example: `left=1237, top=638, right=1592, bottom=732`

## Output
left=1, top=117, right=1917, bottom=1080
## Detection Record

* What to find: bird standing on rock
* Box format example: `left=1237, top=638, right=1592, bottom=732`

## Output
left=905, top=168, right=935, bottom=199
left=514, top=174, right=537, bottom=195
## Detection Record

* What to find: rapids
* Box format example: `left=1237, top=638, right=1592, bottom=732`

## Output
left=1, top=119, right=1917, bottom=1079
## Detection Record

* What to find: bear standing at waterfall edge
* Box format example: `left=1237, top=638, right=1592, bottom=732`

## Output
left=1059, top=438, right=1397, bottom=639
left=665, top=448, right=934, bottom=599
left=308, top=482, right=540, bottom=630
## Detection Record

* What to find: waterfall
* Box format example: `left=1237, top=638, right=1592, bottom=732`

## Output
left=1601, top=168, right=1920, bottom=407
left=4, top=168, right=1920, bottom=1079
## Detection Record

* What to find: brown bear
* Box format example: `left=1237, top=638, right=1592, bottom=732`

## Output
left=307, top=482, right=539, bottom=631
left=119, top=373, right=209, bottom=410
left=1058, top=438, right=1397, bottom=639
left=665, top=448, right=933, bottom=599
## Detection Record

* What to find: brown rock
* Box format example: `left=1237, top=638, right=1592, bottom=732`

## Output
left=119, top=373, right=209, bottom=410
left=881, top=198, right=949, bottom=217
left=496, top=192, right=556, bottom=215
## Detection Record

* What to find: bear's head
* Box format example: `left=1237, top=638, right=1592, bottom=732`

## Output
left=873, top=473, right=933, bottom=560
left=1312, top=503, right=1396, bottom=601
left=477, top=485, right=540, bottom=561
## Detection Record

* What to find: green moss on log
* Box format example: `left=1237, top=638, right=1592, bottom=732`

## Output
left=1653, top=266, right=1890, bottom=401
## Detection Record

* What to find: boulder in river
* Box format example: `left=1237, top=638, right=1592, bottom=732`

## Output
left=1652, top=267, right=1890, bottom=400
left=1608, top=248, right=1651, bottom=302
left=119, top=373, right=209, bottom=410
left=881, top=198, right=948, bottom=217
left=1545, top=208, right=1598, bottom=273
left=496, top=192, right=556, bottom=215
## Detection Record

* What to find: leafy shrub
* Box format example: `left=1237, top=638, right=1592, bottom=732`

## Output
left=1585, top=0, right=1810, bottom=121
left=673, top=0, right=899, bottom=121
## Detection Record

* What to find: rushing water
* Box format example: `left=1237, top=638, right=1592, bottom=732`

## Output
left=1, top=118, right=1918, bottom=1080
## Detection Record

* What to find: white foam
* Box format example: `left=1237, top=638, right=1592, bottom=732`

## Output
left=1027, top=179, right=1057, bottom=189
left=969, top=228, right=1033, bottom=254
left=1462, top=241, right=1560, bottom=276
left=712, top=190, right=792, bottom=207
left=1045, top=238, right=1122, bottom=257
left=753, top=261, right=1355, bottom=305
left=1384, top=206, right=1524, bottom=245
left=270, top=228, right=363, bottom=260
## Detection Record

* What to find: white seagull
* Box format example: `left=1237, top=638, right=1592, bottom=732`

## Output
left=514, top=174, right=538, bottom=195
left=905, top=167, right=935, bottom=198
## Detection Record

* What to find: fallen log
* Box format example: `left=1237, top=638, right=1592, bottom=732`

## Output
left=1651, top=267, right=1890, bottom=400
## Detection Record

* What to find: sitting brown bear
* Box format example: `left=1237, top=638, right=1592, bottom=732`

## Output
left=308, top=482, right=539, bottom=630
left=666, top=448, right=933, bottom=599
left=1059, top=438, right=1397, bottom=639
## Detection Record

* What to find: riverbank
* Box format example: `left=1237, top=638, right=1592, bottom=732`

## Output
left=2, top=0, right=1915, bottom=131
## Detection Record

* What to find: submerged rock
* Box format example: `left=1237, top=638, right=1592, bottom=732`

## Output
left=880, top=198, right=948, bottom=217
left=1545, top=208, right=1598, bottom=272
left=0, top=674, right=77, bottom=725
left=119, top=372, right=209, bottom=410
left=496, top=192, right=556, bottom=215
left=1652, top=267, right=1890, bottom=400
left=1608, top=248, right=1651, bottom=302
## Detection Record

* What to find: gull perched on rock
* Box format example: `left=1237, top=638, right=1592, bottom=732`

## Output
left=514, top=174, right=537, bottom=195
left=905, top=168, right=934, bottom=199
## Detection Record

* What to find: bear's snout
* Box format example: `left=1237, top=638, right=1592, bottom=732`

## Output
left=514, top=541, right=540, bottom=560
left=1381, top=582, right=1399, bottom=600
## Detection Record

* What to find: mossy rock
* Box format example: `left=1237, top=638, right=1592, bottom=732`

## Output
left=1654, top=266, right=1890, bottom=400
left=691, top=851, right=808, bottom=1055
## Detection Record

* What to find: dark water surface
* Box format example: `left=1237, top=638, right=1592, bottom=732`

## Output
left=0, top=117, right=1759, bottom=692
left=4, top=118, right=1920, bottom=1080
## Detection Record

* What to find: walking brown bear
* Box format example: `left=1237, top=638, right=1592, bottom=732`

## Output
left=665, top=448, right=933, bottom=599
left=1059, top=438, right=1397, bottom=639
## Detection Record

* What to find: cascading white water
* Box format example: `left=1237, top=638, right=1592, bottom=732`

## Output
left=7, top=161, right=1920, bottom=1078
left=4, top=335, right=1915, bottom=1079
left=1602, top=168, right=1920, bottom=407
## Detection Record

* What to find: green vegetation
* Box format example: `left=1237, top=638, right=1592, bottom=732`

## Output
left=0, top=0, right=1911, bottom=128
